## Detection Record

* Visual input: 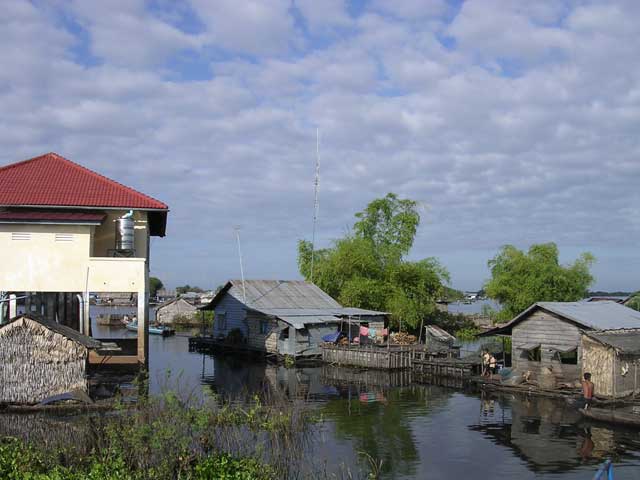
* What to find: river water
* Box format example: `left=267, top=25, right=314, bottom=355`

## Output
left=5, top=307, right=640, bottom=479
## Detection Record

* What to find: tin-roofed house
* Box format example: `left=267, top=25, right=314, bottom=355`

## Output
left=156, top=297, right=198, bottom=326
left=200, top=280, right=387, bottom=358
left=480, top=301, right=640, bottom=384
left=0, top=315, right=102, bottom=404
left=581, top=329, right=640, bottom=398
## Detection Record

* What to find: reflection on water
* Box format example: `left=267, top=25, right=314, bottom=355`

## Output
left=4, top=333, right=640, bottom=479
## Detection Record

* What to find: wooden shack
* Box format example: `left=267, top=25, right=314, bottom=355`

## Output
left=199, top=280, right=387, bottom=358
left=156, top=297, right=198, bottom=325
left=479, top=302, right=640, bottom=384
left=581, top=329, right=640, bottom=398
left=0, top=315, right=101, bottom=404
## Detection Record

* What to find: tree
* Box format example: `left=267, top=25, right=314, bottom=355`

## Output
left=625, top=292, right=640, bottom=311
left=298, top=193, right=449, bottom=330
left=149, top=277, right=164, bottom=297
left=484, top=243, right=595, bottom=321
left=176, top=285, right=205, bottom=294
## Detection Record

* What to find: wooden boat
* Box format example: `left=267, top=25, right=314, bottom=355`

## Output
left=579, top=405, right=640, bottom=428
left=125, top=322, right=175, bottom=337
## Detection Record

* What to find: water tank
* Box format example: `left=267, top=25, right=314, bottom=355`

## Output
left=115, top=217, right=135, bottom=251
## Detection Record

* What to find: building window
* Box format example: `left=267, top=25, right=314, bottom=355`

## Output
left=55, top=233, right=74, bottom=242
left=558, top=348, right=578, bottom=365
left=11, top=232, right=30, bottom=241
left=280, top=327, right=289, bottom=340
left=216, top=312, right=227, bottom=331
left=527, top=346, right=541, bottom=362
left=260, top=320, right=270, bottom=335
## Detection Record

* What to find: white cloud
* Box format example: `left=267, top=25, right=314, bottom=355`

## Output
left=69, top=0, right=202, bottom=67
left=189, top=0, right=296, bottom=55
left=0, top=0, right=638, bottom=290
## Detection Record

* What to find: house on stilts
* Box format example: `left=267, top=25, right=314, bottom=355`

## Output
left=480, top=301, right=640, bottom=389
left=0, top=152, right=169, bottom=383
left=198, top=279, right=387, bottom=359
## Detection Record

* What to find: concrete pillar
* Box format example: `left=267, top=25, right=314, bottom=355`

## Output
left=9, top=294, right=16, bottom=319
left=137, top=289, right=148, bottom=365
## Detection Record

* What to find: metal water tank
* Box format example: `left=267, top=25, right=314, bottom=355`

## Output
left=115, top=217, right=135, bottom=251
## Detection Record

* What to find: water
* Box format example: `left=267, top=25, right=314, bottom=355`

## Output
left=136, top=336, right=640, bottom=479
left=6, top=313, right=640, bottom=478
left=448, top=299, right=500, bottom=315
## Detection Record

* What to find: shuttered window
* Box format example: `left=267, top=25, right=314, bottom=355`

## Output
left=55, top=233, right=74, bottom=242
left=11, top=232, right=30, bottom=241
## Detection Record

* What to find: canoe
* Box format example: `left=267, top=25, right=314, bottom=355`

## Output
left=580, top=406, right=640, bottom=428
left=125, top=322, right=175, bottom=337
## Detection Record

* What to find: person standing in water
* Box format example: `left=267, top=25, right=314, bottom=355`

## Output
left=581, top=372, right=594, bottom=409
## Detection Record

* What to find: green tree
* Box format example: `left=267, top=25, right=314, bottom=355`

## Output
left=176, top=285, right=204, bottom=294
left=298, top=193, right=449, bottom=330
left=149, top=277, right=164, bottom=297
left=625, top=292, right=640, bottom=311
left=484, top=243, right=595, bottom=321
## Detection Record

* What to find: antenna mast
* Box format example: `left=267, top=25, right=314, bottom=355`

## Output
left=310, top=128, right=321, bottom=283
left=234, top=226, right=247, bottom=303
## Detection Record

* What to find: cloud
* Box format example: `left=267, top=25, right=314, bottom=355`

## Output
left=189, top=0, right=296, bottom=56
left=0, top=0, right=639, bottom=291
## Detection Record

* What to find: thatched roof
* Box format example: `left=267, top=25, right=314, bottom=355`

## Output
left=1, top=315, right=101, bottom=349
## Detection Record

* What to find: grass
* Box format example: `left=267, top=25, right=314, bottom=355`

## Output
left=0, top=380, right=381, bottom=480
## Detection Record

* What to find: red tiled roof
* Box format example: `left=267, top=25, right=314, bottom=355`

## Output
left=0, top=209, right=106, bottom=223
left=0, top=153, right=168, bottom=236
left=0, top=153, right=168, bottom=209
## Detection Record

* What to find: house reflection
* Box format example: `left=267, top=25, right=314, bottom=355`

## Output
left=469, top=392, right=634, bottom=473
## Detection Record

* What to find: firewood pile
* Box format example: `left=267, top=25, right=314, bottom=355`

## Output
left=390, top=332, right=417, bottom=345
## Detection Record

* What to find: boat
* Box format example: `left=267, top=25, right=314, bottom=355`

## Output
left=125, top=321, right=175, bottom=337
left=579, top=405, right=640, bottom=428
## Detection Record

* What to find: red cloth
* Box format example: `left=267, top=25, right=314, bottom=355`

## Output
left=360, top=326, right=369, bottom=336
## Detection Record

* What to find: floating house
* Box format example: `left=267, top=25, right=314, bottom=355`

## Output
left=0, top=153, right=168, bottom=365
left=581, top=329, right=640, bottom=398
left=156, top=297, right=198, bottom=325
left=0, top=315, right=101, bottom=404
left=480, top=301, right=640, bottom=384
left=199, top=280, right=387, bottom=358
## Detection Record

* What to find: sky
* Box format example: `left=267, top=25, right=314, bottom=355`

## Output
left=1, top=0, right=639, bottom=291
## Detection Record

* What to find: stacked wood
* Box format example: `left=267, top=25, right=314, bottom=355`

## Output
left=390, top=332, right=417, bottom=345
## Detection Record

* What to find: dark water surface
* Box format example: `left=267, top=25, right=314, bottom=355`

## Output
left=5, top=314, right=640, bottom=479
left=141, top=335, right=640, bottom=479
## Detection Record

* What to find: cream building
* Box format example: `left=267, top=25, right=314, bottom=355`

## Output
left=0, top=153, right=169, bottom=365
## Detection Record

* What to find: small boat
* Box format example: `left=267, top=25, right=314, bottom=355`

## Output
left=125, top=321, right=175, bottom=337
left=579, top=405, right=640, bottom=428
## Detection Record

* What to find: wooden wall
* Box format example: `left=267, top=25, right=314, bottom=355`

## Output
left=512, top=309, right=582, bottom=383
left=213, top=286, right=249, bottom=338
left=246, top=312, right=278, bottom=353
left=581, top=335, right=615, bottom=397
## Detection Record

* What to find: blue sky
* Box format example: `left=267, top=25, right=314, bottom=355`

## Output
left=1, top=0, right=639, bottom=291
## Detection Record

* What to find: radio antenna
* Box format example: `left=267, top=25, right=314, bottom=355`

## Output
left=234, top=226, right=247, bottom=303
left=310, top=128, right=321, bottom=283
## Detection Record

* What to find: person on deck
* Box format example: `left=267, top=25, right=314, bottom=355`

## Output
left=489, top=354, right=497, bottom=375
left=482, top=351, right=490, bottom=377
left=580, top=372, right=594, bottom=410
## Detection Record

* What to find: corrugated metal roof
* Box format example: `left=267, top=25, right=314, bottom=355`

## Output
left=584, top=329, right=640, bottom=354
left=231, top=280, right=341, bottom=309
left=201, top=279, right=387, bottom=328
left=537, top=301, right=640, bottom=330
left=425, top=325, right=456, bottom=342
left=479, top=301, right=640, bottom=337
left=277, top=315, right=340, bottom=330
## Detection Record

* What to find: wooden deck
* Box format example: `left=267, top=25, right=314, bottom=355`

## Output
left=321, top=344, right=421, bottom=370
